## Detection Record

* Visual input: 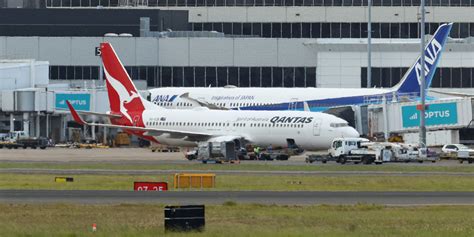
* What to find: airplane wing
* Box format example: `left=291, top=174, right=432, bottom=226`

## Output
left=179, top=93, right=229, bottom=110
left=207, top=135, right=247, bottom=143
left=66, top=101, right=212, bottom=140
left=56, top=109, right=122, bottom=119
left=429, top=89, right=473, bottom=97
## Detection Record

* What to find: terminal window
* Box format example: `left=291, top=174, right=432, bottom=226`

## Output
left=49, top=66, right=317, bottom=88
left=192, top=22, right=472, bottom=39
left=45, top=0, right=474, bottom=6
left=361, top=67, right=474, bottom=88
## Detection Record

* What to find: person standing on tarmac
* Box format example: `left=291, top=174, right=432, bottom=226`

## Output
left=254, top=146, right=261, bottom=160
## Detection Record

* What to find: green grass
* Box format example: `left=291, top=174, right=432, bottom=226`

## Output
left=1, top=173, right=474, bottom=191
left=1, top=161, right=474, bottom=173
left=0, top=203, right=473, bottom=237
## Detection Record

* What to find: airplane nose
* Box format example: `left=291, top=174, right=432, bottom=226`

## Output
left=342, top=127, right=360, bottom=138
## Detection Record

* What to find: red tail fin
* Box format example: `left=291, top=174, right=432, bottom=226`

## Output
left=100, top=42, right=145, bottom=124
left=66, top=100, right=86, bottom=125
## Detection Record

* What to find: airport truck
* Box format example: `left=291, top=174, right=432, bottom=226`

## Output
left=0, top=131, right=49, bottom=149
left=306, top=138, right=382, bottom=164
left=306, top=138, right=437, bottom=164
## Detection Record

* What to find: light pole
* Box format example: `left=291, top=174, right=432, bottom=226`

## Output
left=419, top=0, right=427, bottom=148
left=367, top=0, right=372, bottom=88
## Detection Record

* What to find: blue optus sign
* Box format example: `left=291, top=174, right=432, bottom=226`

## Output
left=56, top=93, right=90, bottom=111
left=401, top=102, right=458, bottom=128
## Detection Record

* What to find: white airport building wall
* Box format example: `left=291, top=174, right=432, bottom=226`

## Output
left=403, top=130, right=460, bottom=147
left=0, top=60, right=49, bottom=90
left=1, top=36, right=474, bottom=89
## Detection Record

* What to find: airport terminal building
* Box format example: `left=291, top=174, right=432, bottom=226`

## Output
left=2, top=3, right=474, bottom=89
left=2, top=1, right=474, bottom=143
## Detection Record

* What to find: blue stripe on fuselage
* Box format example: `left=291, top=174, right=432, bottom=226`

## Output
left=235, top=92, right=420, bottom=111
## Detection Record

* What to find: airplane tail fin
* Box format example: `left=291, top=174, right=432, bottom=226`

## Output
left=100, top=42, right=158, bottom=124
left=392, top=23, right=453, bottom=94
left=66, top=100, right=87, bottom=126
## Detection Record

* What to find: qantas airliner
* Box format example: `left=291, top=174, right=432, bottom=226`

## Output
left=67, top=42, right=359, bottom=151
left=148, top=23, right=452, bottom=112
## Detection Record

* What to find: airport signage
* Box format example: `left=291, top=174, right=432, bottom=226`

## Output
left=401, top=102, right=458, bottom=128
left=55, top=93, right=91, bottom=111
left=95, top=47, right=101, bottom=56
left=134, top=182, right=168, bottom=191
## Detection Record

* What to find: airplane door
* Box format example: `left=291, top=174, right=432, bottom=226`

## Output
left=313, top=118, right=321, bottom=136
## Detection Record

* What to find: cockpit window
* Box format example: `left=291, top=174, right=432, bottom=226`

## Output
left=330, top=123, right=348, bottom=128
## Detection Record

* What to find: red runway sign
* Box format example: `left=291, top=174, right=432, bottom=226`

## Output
left=134, top=182, right=168, bottom=191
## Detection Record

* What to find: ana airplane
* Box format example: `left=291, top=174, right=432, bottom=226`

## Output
left=66, top=42, right=359, bottom=151
left=148, top=23, right=453, bottom=112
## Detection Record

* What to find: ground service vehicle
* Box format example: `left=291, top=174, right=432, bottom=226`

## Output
left=457, top=150, right=474, bottom=164
left=306, top=138, right=436, bottom=164
left=440, top=144, right=474, bottom=163
left=185, top=141, right=237, bottom=163
left=308, top=138, right=382, bottom=165
left=0, top=131, right=48, bottom=149
left=441, top=144, right=473, bottom=154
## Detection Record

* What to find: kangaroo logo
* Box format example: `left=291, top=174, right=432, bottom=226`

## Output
left=104, top=67, right=140, bottom=124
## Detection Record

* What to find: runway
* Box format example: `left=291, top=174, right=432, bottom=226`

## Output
left=1, top=190, right=473, bottom=205
left=1, top=168, right=474, bottom=176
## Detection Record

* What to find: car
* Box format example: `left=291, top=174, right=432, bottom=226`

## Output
left=441, top=144, right=474, bottom=154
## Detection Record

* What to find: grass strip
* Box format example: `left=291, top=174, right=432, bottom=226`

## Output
left=1, top=173, right=474, bottom=191
left=0, top=203, right=473, bottom=237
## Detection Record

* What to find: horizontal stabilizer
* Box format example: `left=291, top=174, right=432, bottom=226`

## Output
left=57, top=107, right=122, bottom=119
left=66, top=100, right=211, bottom=140
left=429, top=89, right=474, bottom=97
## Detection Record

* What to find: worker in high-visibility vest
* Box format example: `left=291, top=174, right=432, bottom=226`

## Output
left=254, top=146, right=261, bottom=160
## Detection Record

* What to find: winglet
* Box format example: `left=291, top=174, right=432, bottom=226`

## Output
left=66, top=100, right=87, bottom=125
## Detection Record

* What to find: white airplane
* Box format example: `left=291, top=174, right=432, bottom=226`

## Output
left=148, top=23, right=453, bottom=112
left=66, top=42, right=359, bottom=151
